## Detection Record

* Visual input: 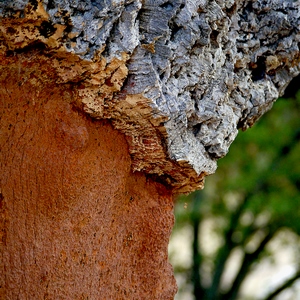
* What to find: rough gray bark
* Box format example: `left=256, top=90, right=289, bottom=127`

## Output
left=1, top=0, right=299, bottom=193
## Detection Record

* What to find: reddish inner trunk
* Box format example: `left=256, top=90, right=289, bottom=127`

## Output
left=0, top=54, right=177, bottom=299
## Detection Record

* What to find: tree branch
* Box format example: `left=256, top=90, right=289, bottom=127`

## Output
left=221, top=228, right=276, bottom=300
left=263, top=269, right=300, bottom=300
left=207, top=197, right=249, bottom=300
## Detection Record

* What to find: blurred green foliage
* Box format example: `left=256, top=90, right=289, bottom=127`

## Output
left=171, top=90, right=300, bottom=300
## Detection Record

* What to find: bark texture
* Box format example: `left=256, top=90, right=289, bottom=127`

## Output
left=0, top=0, right=299, bottom=192
left=0, top=1, right=300, bottom=299
left=0, top=55, right=176, bottom=299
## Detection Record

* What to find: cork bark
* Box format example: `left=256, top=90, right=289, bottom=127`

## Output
left=1, top=0, right=299, bottom=193
left=0, top=0, right=300, bottom=299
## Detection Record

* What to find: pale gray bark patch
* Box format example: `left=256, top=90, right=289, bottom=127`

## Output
left=1, top=0, right=299, bottom=192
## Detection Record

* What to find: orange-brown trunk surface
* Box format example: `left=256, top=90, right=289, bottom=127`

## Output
left=0, top=53, right=177, bottom=299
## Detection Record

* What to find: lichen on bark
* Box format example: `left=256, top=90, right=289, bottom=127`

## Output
left=0, top=0, right=299, bottom=193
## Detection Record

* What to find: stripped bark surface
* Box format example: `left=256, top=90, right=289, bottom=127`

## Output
left=0, top=56, right=176, bottom=299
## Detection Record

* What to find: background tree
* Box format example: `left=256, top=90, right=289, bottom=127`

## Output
left=171, top=87, right=300, bottom=300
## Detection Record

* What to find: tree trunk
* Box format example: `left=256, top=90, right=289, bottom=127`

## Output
left=0, top=0, right=299, bottom=299
left=0, top=59, right=176, bottom=299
